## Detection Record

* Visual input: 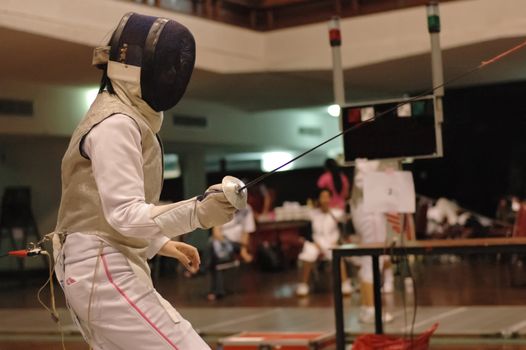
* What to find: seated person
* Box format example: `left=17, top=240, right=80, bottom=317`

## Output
left=426, top=197, right=492, bottom=239
left=496, top=196, right=520, bottom=226
left=296, top=188, right=352, bottom=297
left=208, top=205, right=256, bottom=300
left=426, top=197, right=460, bottom=237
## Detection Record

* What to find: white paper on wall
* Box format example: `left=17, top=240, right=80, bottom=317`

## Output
left=363, top=171, right=415, bottom=213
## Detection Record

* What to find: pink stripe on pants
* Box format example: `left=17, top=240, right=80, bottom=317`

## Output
left=101, top=254, right=179, bottom=350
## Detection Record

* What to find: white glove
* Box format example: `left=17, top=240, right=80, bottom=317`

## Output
left=151, top=197, right=200, bottom=238
left=150, top=184, right=236, bottom=237
left=196, top=184, right=236, bottom=229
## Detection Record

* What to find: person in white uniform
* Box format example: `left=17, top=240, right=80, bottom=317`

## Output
left=208, top=205, right=256, bottom=299
left=53, top=13, right=236, bottom=350
left=350, top=159, right=395, bottom=323
left=296, top=188, right=352, bottom=296
left=214, top=205, right=256, bottom=262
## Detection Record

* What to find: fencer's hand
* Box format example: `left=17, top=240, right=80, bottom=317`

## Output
left=159, top=241, right=200, bottom=274
left=196, top=184, right=236, bottom=228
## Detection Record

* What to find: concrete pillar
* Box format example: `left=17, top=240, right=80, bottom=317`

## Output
left=179, top=150, right=209, bottom=252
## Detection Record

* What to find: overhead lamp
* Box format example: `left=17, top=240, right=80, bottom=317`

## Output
left=327, top=104, right=341, bottom=118
left=261, top=152, right=293, bottom=172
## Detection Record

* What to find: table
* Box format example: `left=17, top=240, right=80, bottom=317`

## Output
left=251, top=220, right=309, bottom=266
left=331, top=237, right=526, bottom=350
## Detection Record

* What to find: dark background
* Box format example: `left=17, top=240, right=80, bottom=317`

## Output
left=162, top=80, right=526, bottom=218
left=409, top=81, right=526, bottom=216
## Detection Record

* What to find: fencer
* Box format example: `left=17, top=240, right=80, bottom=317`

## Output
left=350, top=159, right=395, bottom=323
left=53, top=13, right=235, bottom=349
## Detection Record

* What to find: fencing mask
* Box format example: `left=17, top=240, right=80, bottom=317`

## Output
left=94, top=12, right=196, bottom=112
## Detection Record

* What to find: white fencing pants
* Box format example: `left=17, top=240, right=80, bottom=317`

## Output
left=351, top=203, right=388, bottom=284
left=298, top=241, right=334, bottom=263
left=59, top=233, right=210, bottom=350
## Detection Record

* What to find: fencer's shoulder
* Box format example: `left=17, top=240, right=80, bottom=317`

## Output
left=90, top=114, right=141, bottom=138
left=83, top=114, right=142, bottom=157
left=100, top=113, right=141, bottom=130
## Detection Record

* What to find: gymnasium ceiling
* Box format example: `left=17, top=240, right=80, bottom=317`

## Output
left=3, top=25, right=526, bottom=111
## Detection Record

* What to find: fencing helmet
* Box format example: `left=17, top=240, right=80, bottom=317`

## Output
left=93, top=12, right=196, bottom=112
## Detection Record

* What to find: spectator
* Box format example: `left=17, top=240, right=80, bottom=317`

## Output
left=317, top=158, right=350, bottom=210
left=248, top=183, right=275, bottom=221
left=296, top=188, right=352, bottom=297
left=208, top=205, right=256, bottom=300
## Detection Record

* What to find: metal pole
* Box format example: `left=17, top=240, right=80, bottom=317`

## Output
left=372, top=256, right=384, bottom=334
left=427, top=1, right=444, bottom=98
left=427, top=1, right=445, bottom=156
left=332, top=251, right=346, bottom=350
left=329, top=20, right=346, bottom=348
left=329, top=17, right=346, bottom=108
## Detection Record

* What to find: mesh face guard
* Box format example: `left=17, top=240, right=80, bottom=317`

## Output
left=106, top=12, right=196, bottom=112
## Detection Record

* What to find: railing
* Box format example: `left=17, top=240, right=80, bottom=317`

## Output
left=127, top=0, right=461, bottom=31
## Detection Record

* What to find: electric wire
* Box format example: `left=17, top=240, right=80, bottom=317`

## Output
left=400, top=215, right=418, bottom=347
left=37, top=250, right=67, bottom=350
left=387, top=214, right=418, bottom=347
left=238, top=38, right=526, bottom=193
left=86, top=242, right=105, bottom=350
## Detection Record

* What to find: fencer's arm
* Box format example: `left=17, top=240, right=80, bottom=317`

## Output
left=151, top=184, right=236, bottom=235
left=83, top=114, right=170, bottom=258
left=84, top=114, right=235, bottom=255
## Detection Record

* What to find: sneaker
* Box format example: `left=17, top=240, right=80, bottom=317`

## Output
left=359, top=306, right=394, bottom=324
left=382, top=282, right=394, bottom=294
left=341, top=280, right=353, bottom=296
left=383, top=311, right=394, bottom=323
left=296, top=283, right=309, bottom=297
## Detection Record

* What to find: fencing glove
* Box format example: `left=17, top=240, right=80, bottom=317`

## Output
left=151, top=184, right=236, bottom=238
left=196, top=184, right=236, bottom=228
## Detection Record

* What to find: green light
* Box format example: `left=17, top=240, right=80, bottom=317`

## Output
left=427, top=2, right=440, bottom=33
left=428, top=15, right=440, bottom=33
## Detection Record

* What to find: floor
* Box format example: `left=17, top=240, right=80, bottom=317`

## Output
left=0, top=255, right=525, bottom=349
